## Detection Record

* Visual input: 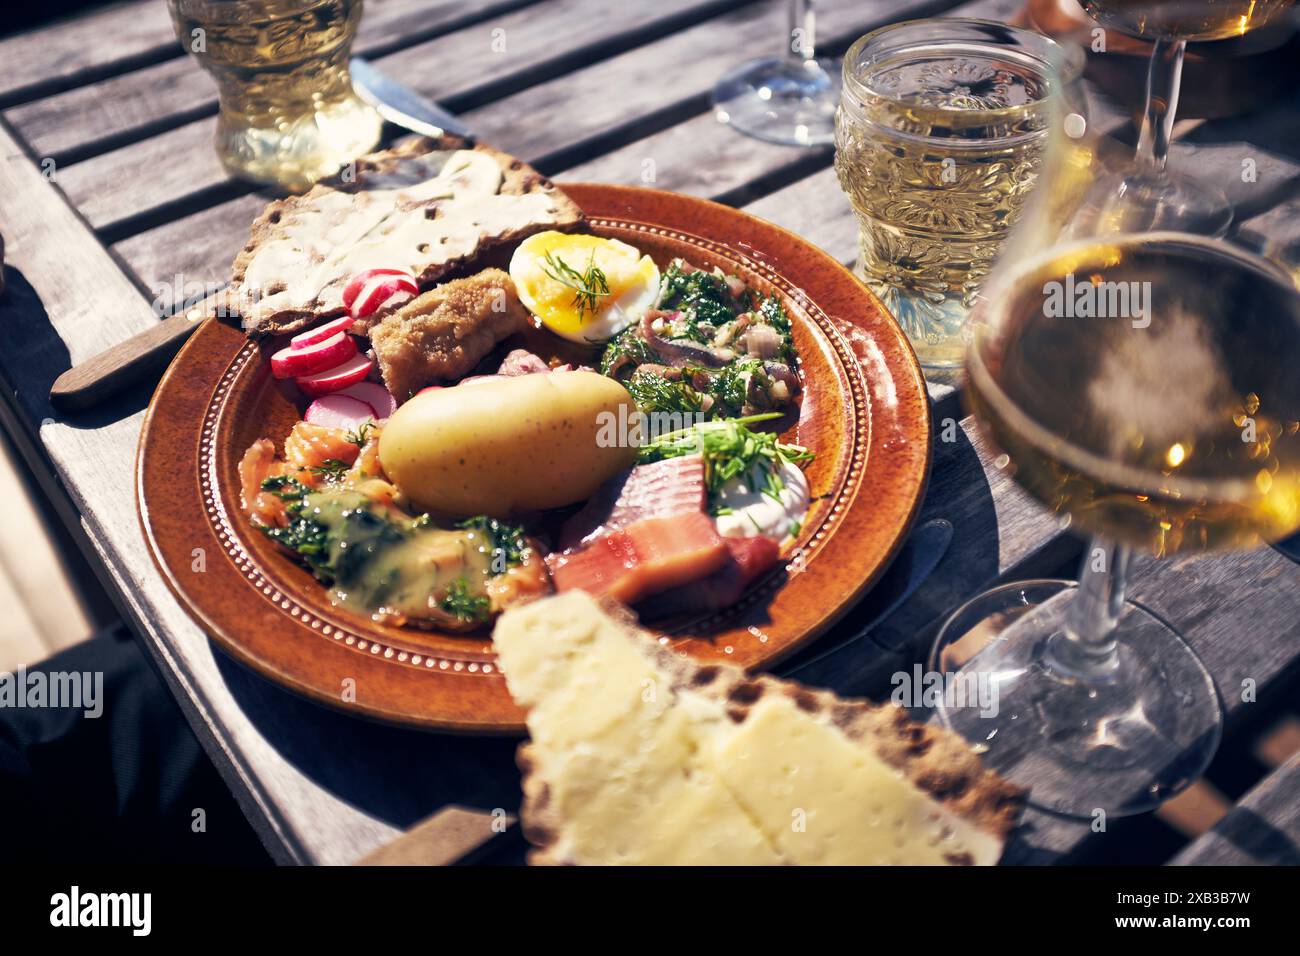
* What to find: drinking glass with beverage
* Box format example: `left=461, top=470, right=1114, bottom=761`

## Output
left=929, top=99, right=1300, bottom=818
left=1079, top=0, right=1296, bottom=234
left=167, top=0, right=383, bottom=190
left=833, top=19, right=1084, bottom=368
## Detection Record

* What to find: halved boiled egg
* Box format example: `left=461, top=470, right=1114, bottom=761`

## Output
left=509, top=232, right=660, bottom=343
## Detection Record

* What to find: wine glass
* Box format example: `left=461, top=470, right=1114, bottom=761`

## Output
left=712, top=0, right=840, bottom=146
left=1079, top=0, right=1295, bottom=234
left=928, top=94, right=1300, bottom=818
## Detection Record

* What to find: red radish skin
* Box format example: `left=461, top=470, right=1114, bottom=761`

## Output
left=296, top=353, right=374, bottom=397
left=337, top=382, right=396, bottom=421
left=290, top=316, right=355, bottom=349
left=342, top=268, right=413, bottom=310
left=304, top=395, right=375, bottom=431
left=270, top=332, right=357, bottom=380
left=342, top=269, right=418, bottom=320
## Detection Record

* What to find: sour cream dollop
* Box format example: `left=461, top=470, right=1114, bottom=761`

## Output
left=713, top=461, right=809, bottom=541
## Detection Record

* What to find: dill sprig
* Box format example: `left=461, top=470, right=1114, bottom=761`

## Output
left=345, top=421, right=375, bottom=447
left=542, top=250, right=610, bottom=316
left=308, top=459, right=352, bottom=482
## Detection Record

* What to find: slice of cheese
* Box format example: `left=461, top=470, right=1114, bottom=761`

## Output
left=494, top=592, right=1016, bottom=866
left=708, top=695, right=1002, bottom=865
left=495, top=591, right=781, bottom=865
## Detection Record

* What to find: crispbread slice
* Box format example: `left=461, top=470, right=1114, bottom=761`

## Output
left=221, top=137, right=583, bottom=336
left=495, top=592, right=1024, bottom=866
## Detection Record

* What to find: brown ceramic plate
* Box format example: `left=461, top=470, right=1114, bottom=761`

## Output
left=137, top=184, right=930, bottom=733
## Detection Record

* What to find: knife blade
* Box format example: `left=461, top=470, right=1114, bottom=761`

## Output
left=780, top=518, right=953, bottom=683
left=350, top=56, right=476, bottom=142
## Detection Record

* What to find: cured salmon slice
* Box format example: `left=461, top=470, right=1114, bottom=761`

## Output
left=559, top=455, right=706, bottom=549
left=645, top=534, right=781, bottom=617
left=547, top=512, right=728, bottom=605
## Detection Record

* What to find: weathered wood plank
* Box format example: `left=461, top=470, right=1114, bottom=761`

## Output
left=2, top=0, right=544, bottom=160
left=7, top=0, right=743, bottom=165
left=56, top=0, right=923, bottom=232
left=1172, top=752, right=1300, bottom=865
left=0, top=1, right=176, bottom=107
left=103, top=0, right=961, bottom=295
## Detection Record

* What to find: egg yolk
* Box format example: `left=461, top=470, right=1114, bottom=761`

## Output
left=514, top=234, right=657, bottom=337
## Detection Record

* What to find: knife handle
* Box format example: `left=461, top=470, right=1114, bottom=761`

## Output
left=49, top=301, right=212, bottom=412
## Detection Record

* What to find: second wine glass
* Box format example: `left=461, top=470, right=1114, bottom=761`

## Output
left=712, top=0, right=840, bottom=146
left=1079, top=0, right=1296, bottom=234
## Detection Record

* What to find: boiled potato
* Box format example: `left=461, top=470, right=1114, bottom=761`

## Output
left=378, top=371, right=638, bottom=517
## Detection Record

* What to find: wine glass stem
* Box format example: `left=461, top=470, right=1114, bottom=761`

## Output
left=1050, top=537, right=1131, bottom=677
left=788, top=0, right=816, bottom=62
left=1134, top=38, right=1186, bottom=175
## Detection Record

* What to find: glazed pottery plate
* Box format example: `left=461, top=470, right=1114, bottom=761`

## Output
left=137, top=184, right=931, bottom=732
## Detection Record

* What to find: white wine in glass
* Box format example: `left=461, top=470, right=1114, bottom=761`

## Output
left=1079, top=0, right=1296, bottom=234
left=1081, top=0, right=1293, bottom=40
left=969, top=235, right=1300, bottom=556
left=930, top=105, right=1300, bottom=819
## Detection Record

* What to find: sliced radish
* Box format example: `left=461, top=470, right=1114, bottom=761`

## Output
left=296, top=353, right=374, bottom=396
left=270, top=332, right=357, bottom=380
left=304, top=394, right=375, bottom=431
left=342, top=268, right=418, bottom=320
left=336, top=382, right=396, bottom=421
left=291, top=315, right=355, bottom=349
left=342, top=269, right=413, bottom=309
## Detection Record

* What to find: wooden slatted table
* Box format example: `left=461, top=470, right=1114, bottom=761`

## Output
left=1, top=0, right=1297, bottom=866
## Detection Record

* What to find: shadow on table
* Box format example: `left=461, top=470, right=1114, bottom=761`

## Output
left=214, top=649, right=524, bottom=834
left=0, top=267, right=69, bottom=424
left=813, top=418, right=1078, bottom=700
left=0, top=266, right=155, bottom=427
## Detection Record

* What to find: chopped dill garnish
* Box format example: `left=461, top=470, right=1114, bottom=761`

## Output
left=457, top=516, right=527, bottom=571
left=542, top=250, right=610, bottom=316
left=259, top=475, right=311, bottom=501
left=637, top=414, right=813, bottom=510
left=439, top=578, right=490, bottom=624
left=308, top=459, right=351, bottom=482
left=657, top=261, right=739, bottom=331
left=599, top=326, right=658, bottom=376
left=624, top=369, right=704, bottom=416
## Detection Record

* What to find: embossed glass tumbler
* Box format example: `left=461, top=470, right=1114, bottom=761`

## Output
left=168, top=0, right=383, bottom=191
left=833, top=19, right=1082, bottom=368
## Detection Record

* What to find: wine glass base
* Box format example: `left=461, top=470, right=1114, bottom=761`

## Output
left=712, top=57, right=840, bottom=147
left=929, top=580, right=1222, bottom=819
left=1072, top=169, right=1233, bottom=237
